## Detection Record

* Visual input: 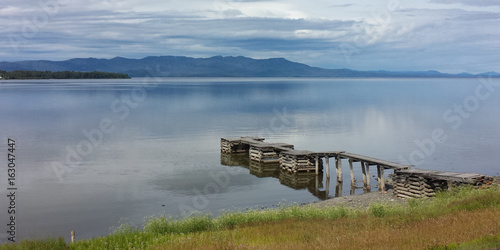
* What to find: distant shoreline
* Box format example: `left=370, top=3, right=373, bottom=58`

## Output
left=0, top=70, right=130, bottom=80
left=2, top=75, right=499, bottom=80
left=2, top=56, right=500, bottom=78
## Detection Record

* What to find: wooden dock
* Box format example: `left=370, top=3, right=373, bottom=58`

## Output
left=221, top=136, right=411, bottom=192
left=221, top=136, right=492, bottom=198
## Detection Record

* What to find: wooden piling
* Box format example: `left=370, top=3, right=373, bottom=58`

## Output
left=361, top=161, right=367, bottom=189
left=71, top=230, right=75, bottom=243
left=380, top=167, right=386, bottom=192
left=365, top=162, right=371, bottom=191
left=315, top=156, right=319, bottom=175
left=335, top=180, right=342, bottom=197
left=349, top=159, right=355, bottom=186
left=377, top=165, right=381, bottom=184
left=325, top=157, right=330, bottom=179
left=336, top=156, right=343, bottom=182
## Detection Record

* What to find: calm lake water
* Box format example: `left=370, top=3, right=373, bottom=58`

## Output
left=1, top=77, right=500, bottom=241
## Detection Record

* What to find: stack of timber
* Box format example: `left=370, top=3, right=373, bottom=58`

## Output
left=392, top=169, right=494, bottom=199
left=249, top=143, right=294, bottom=163
left=280, top=151, right=321, bottom=172
left=392, top=174, right=446, bottom=198
left=220, top=137, right=264, bottom=154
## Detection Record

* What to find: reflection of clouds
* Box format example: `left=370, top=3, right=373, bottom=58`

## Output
left=150, top=166, right=255, bottom=196
left=2, top=78, right=500, bottom=241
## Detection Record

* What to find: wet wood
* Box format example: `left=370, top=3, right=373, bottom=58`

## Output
left=365, top=162, right=371, bottom=191
left=349, top=159, right=355, bottom=186
left=336, top=156, right=343, bottom=182
left=361, top=161, right=367, bottom=188
left=325, top=156, right=330, bottom=179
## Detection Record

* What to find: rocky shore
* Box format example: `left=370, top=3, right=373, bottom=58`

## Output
left=311, top=188, right=407, bottom=210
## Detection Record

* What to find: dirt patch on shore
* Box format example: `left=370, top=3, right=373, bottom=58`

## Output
left=310, top=188, right=406, bottom=210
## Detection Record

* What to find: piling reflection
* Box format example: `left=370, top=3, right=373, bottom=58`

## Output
left=220, top=152, right=250, bottom=166
left=249, top=161, right=280, bottom=178
left=221, top=153, right=359, bottom=200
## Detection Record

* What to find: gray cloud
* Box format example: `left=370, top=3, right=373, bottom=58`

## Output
left=0, top=0, right=499, bottom=73
left=430, top=0, right=500, bottom=7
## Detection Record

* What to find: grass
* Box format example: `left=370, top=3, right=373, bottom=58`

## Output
left=1, top=186, right=499, bottom=249
left=431, top=234, right=500, bottom=250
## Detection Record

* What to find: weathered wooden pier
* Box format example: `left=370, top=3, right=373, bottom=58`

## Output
left=221, top=136, right=493, bottom=198
left=221, top=136, right=411, bottom=192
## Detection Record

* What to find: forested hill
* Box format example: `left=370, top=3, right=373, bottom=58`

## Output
left=0, top=70, right=130, bottom=80
left=1, top=56, right=499, bottom=78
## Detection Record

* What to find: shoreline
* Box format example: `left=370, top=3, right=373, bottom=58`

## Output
left=311, top=188, right=407, bottom=210
left=310, top=175, right=500, bottom=210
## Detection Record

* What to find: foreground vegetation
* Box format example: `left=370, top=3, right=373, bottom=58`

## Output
left=0, top=70, right=130, bottom=79
left=2, top=186, right=499, bottom=249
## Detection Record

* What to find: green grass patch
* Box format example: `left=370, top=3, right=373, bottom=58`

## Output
left=0, top=237, right=66, bottom=250
left=430, top=233, right=500, bottom=250
left=1, top=186, right=498, bottom=250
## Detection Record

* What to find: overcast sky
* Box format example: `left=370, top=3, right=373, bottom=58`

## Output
left=1, top=0, right=499, bottom=73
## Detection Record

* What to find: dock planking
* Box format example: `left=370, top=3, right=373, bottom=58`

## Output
left=397, top=169, right=489, bottom=183
left=338, top=152, right=411, bottom=170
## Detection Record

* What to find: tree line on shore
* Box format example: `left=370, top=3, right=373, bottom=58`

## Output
left=0, top=70, right=130, bottom=79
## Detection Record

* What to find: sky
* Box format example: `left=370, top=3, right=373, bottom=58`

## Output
left=1, top=0, right=499, bottom=73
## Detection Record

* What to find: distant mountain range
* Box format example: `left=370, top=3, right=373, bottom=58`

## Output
left=1, top=56, right=499, bottom=78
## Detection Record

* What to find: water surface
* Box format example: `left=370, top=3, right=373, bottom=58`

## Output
left=1, top=77, right=499, bottom=241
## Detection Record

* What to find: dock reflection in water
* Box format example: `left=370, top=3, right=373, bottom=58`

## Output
left=221, top=152, right=354, bottom=200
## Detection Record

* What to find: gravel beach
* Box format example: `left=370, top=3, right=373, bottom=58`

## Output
left=311, top=188, right=407, bottom=210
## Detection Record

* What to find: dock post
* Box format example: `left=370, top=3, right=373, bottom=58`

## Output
left=365, top=162, right=371, bottom=191
left=377, top=165, right=381, bottom=185
left=380, top=167, right=385, bottom=192
left=315, top=156, right=319, bottom=175
left=361, top=161, right=367, bottom=189
left=335, top=180, right=342, bottom=197
left=71, top=230, right=75, bottom=243
left=349, top=159, right=355, bottom=187
left=325, top=174, right=330, bottom=198
left=336, top=156, right=343, bottom=182
left=325, top=156, right=330, bottom=179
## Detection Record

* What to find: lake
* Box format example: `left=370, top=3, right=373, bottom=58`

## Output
left=1, top=77, right=500, bottom=242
